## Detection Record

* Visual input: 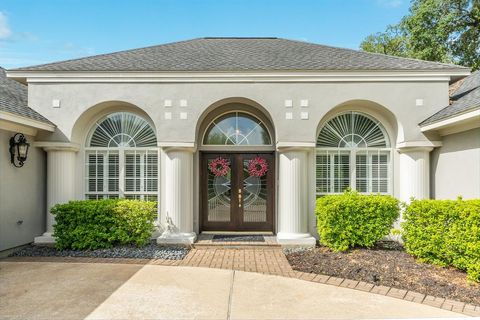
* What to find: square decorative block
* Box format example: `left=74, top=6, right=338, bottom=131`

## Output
left=52, top=99, right=61, bottom=108
left=415, top=99, right=424, bottom=106
left=180, top=99, right=188, bottom=107
left=164, top=99, right=172, bottom=107
left=285, top=112, right=293, bottom=120
left=180, top=112, right=188, bottom=120
left=164, top=112, right=172, bottom=120
left=284, top=99, right=293, bottom=108
left=300, top=111, right=309, bottom=120
left=300, top=99, right=309, bottom=107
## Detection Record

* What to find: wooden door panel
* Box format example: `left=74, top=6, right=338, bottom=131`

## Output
left=200, top=152, right=274, bottom=232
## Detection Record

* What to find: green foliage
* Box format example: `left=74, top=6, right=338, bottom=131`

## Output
left=52, top=199, right=157, bottom=250
left=315, top=190, right=400, bottom=251
left=402, top=199, right=480, bottom=282
left=361, top=0, right=480, bottom=70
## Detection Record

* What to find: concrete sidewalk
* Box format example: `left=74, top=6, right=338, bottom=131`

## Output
left=0, top=261, right=465, bottom=319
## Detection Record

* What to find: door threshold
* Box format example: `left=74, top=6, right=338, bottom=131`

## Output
left=201, top=231, right=274, bottom=235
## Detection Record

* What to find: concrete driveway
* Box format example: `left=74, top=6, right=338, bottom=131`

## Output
left=0, top=261, right=466, bottom=319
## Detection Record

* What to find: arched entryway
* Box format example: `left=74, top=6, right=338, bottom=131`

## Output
left=198, top=105, right=275, bottom=232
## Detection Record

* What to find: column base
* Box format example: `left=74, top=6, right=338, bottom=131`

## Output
left=276, top=232, right=316, bottom=247
left=157, top=232, right=197, bottom=246
left=34, top=232, right=56, bottom=245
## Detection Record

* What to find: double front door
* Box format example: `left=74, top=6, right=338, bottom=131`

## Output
left=201, top=153, right=274, bottom=231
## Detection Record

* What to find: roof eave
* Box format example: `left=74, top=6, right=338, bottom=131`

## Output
left=420, top=107, right=480, bottom=134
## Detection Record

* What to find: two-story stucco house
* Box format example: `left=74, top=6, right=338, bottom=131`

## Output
left=2, top=37, right=478, bottom=249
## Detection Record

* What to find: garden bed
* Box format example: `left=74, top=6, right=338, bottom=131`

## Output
left=9, top=241, right=189, bottom=260
left=285, top=241, right=480, bottom=305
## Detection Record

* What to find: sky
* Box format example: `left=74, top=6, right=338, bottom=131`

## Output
left=0, top=0, right=410, bottom=69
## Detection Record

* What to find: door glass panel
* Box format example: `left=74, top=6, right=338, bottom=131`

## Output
left=207, top=158, right=231, bottom=222
left=242, top=157, right=268, bottom=223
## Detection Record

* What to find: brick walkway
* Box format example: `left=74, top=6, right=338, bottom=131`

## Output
left=4, top=248, right=480, bottom=317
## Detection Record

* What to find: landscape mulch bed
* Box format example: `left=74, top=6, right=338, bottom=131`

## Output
left=286, top=241, right=480, bottom=306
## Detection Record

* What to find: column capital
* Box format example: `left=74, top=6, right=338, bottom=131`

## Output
left=396, top=140, right=442, bottom=153
left=158, top=142, right=196, bottom=153
left=276, top=141, right=315, bottom=151
left=33, top=141, right=80, bottom=152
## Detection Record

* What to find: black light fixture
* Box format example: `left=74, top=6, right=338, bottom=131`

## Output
left=9, top=133, right=30, bottom=167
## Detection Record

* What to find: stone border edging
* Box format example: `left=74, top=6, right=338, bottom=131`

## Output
left=290, top=270, right=480, bottom=317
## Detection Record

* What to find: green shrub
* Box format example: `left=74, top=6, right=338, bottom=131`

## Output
left=402, top=198, right=480, bottom=282
left=52, top=199, right=157, bottom=250
left=315, top=190, right=400, bottom=251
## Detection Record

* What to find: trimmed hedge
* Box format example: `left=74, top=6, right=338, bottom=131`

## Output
left=52, top=199, right=157, bottom=250
left=316, top=190, right=400, bottom=251
left=402, top=198, right=480, bottom=282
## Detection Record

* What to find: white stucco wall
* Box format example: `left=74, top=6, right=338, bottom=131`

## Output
left=431, top=127, right=480, bottom=199
left=21, top=77, right=452, bottom=237
left=0, top=129, right=46, bottom=251
left=28, top=81, right=449, bottom=145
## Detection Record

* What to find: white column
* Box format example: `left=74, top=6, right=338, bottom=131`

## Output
left=398, top=147, right=432, bottom=202
left=276, top=147, right=316, bottom=247
left=157, top=146, right=196, bottom=245
left=34, top=143, right=79, bottom=244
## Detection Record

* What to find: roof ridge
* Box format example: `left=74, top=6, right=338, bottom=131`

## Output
left=203, top=37, right=278, bottom=39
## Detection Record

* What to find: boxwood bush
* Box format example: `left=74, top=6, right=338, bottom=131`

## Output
left=52, top=199, right=157, bottom=250
left=316, top=190, right=400, bottom=251
left=402, top=198, right=480, bottom=282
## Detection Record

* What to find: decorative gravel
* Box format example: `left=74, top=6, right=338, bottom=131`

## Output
left=9, top=242, right=189, bottom=260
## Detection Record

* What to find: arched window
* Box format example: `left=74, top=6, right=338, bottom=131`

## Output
left=85, top=112, right=158, bottom=201
left=316, top=112, right=392, bottom=195
left=203, top=112, right=271, bottom=146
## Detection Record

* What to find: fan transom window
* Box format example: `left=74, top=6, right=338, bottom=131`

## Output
left=316, top=112, right=392, bottom=195
left=203, top=112, right=272, bottom=146
left=85, top=112, right=158, bottom=201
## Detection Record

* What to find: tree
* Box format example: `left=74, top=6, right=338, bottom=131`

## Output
left=360, top=0, right=480, bottom=70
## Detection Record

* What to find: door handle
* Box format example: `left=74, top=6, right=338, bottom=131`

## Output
left=238, top=192, right=242, bottom=207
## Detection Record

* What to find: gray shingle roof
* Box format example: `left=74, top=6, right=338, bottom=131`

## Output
left=421, top=71, right=480, bottom=126
left=0, top=67, right=53, bottom=125
left=12, top=37, right=468, bottom=72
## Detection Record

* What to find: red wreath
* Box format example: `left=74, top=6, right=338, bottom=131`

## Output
left=248, top=157, right=269, bottom=177
left=209, top=157, right=231, bottom=177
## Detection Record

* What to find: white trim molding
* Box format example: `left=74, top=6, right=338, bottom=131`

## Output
left=0, top=111, right=55, bottom=132
left=33, top=141, right=81, bottom=152
left=7, top=69, right=470, bottom=84
left=420, top=108, right=480, bottom=135
left=396, top=140, right=442, bottom=151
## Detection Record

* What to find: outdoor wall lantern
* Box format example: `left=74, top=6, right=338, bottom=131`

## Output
left=9, top=133, right=30, bottom=167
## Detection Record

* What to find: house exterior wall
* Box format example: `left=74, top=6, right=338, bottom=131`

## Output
left=0, top=129, right=46, bottom=251
left=23, top=77, right=450, bottom=243
left=431, top=127, right=480, bottom=199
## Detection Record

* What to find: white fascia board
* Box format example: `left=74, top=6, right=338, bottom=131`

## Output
left=6, top=69, right=470, bottom=84
left=0, top=111, right=55, bottom=132
left=420, top=108, right=480, bottom=132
